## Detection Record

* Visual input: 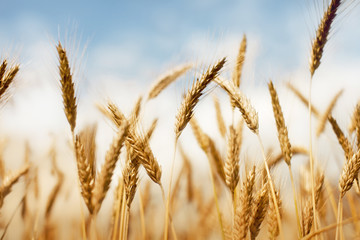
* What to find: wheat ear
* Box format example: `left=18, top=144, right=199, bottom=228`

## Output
left=232, top=34, right=246, bottom=89
left=316, top=89, right=343, bottom=137
left=310, top=0, right=341, bottom=77
left=214, top=77, right=258, bottom=133
left=0, top=164, right=30, bottom=208
left=175, top=58, right=226, bottom=139
left=268, top=81, right=292, bottom=166
left=233, top=166, right=256, bottom=240
left=339, top=148, right=360, bottom=198
left=213, top=94, right=227, bottom=138
left=148, top=63, right=192, bottom=100
left=0, top=60, right=19, bottom=100
left=267, top=188, right=282, bottom=240
left=249, top=183, right=269, bottom=240
left=92, top=121, right=129, bottom=213
left=231, top=34, right=247, bottom=109
left=328, top=115, right=353, bottom=161
left=353, top=104, right=360, bottom=150
left=74, top=135, right=95, bottom=214
left=301, top=172, right=324, bottom=237
left=190, top=117, right=225, bottom=183
left=57, top=42, right=77, bottom=132
left=45, top=147, right=64, bottom=219
left=224, top=125, right=240, bottom=196
left=286, top=82, right=320, bottom=117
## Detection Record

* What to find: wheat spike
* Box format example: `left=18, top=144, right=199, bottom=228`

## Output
left=57, top=42, right=77, bottom=132
left=79, top=124, right=97, bottom=182
left=249, top=183, right=269, bottom=240
left=231, top=34, right=247, bottom=109
left=349, top=101, right=360, bottom=134
left=74, top=135, right=95, bottom=213
left=353, top=104, right=360, bottom=150
left=339, top=148, right=360, bottom=198
left=123, top=157, right=140, bottom=208
left=214, top=77, right=258, bottom=133
left=233, top=166, right=256, bottom=240
left=268, top=146, right=308, bottom=169
left=0, top=60, right=19, bottom=100
left=268, top=81, right=292, bottom=166
left=45, top=147, right=64, bottom=219
left=316, top=89, right=343, bottom=137
left=148, top=63, right=192, bottom=100
left=145, top=118, right=158, bottom=141
left=175, top=57, right=226, bottom=139
left=0, top=60, right=7, bottom=81
left=213, top=94, right=227, bottom=138
left=130, top=95, right=143, bottom=121
left=310, top=0, right=341, bottom=77
left=328, top=115, right=353, bottom=160
left=267, top=187, right=281, bottom=240
left=190, top=118, right=226, bottom=183
left=232, top=34, right=247, bottom=89
left=224, top=125, right=240, bottom=195
left=126, top=128, right=162, bottom=185
left=286, top=82, right=320, bottom=117
left=92, top=121, right=129, bottom=213
left=0, top=164, right=30, bottom=208
left=301, top=172, right=324, bottom=237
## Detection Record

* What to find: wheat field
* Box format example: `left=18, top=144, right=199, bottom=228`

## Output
left=1, top=0, right=360, bottom=239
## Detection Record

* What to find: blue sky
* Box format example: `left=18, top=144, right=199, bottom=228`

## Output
left=0, top=0, right=323, bottom=81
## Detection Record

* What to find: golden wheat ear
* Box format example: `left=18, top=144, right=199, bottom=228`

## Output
left=214, top=77, right=258, bottom=134
left=0, top=164, right=30, bottom=208
left=268, top=81, right=292, bottom=166
left=316, top=89, right=343, bottom=137
left=0, top=59, right=19, bottom=102
left=233, top=166, right=255, bottom=240
left=224, top=125, right=240, bottom=195
left=92, top=121, right=129, bottom=213
left=310, top=0, right=341, bottom=77
left=57, top=42, right=77, bottom=133
left=175, top=57, right=226, bottom=139
left=147, top=63, right=192, bottom=100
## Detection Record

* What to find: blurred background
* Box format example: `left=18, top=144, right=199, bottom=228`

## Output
left=0, top=0, right=360, bottom=238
